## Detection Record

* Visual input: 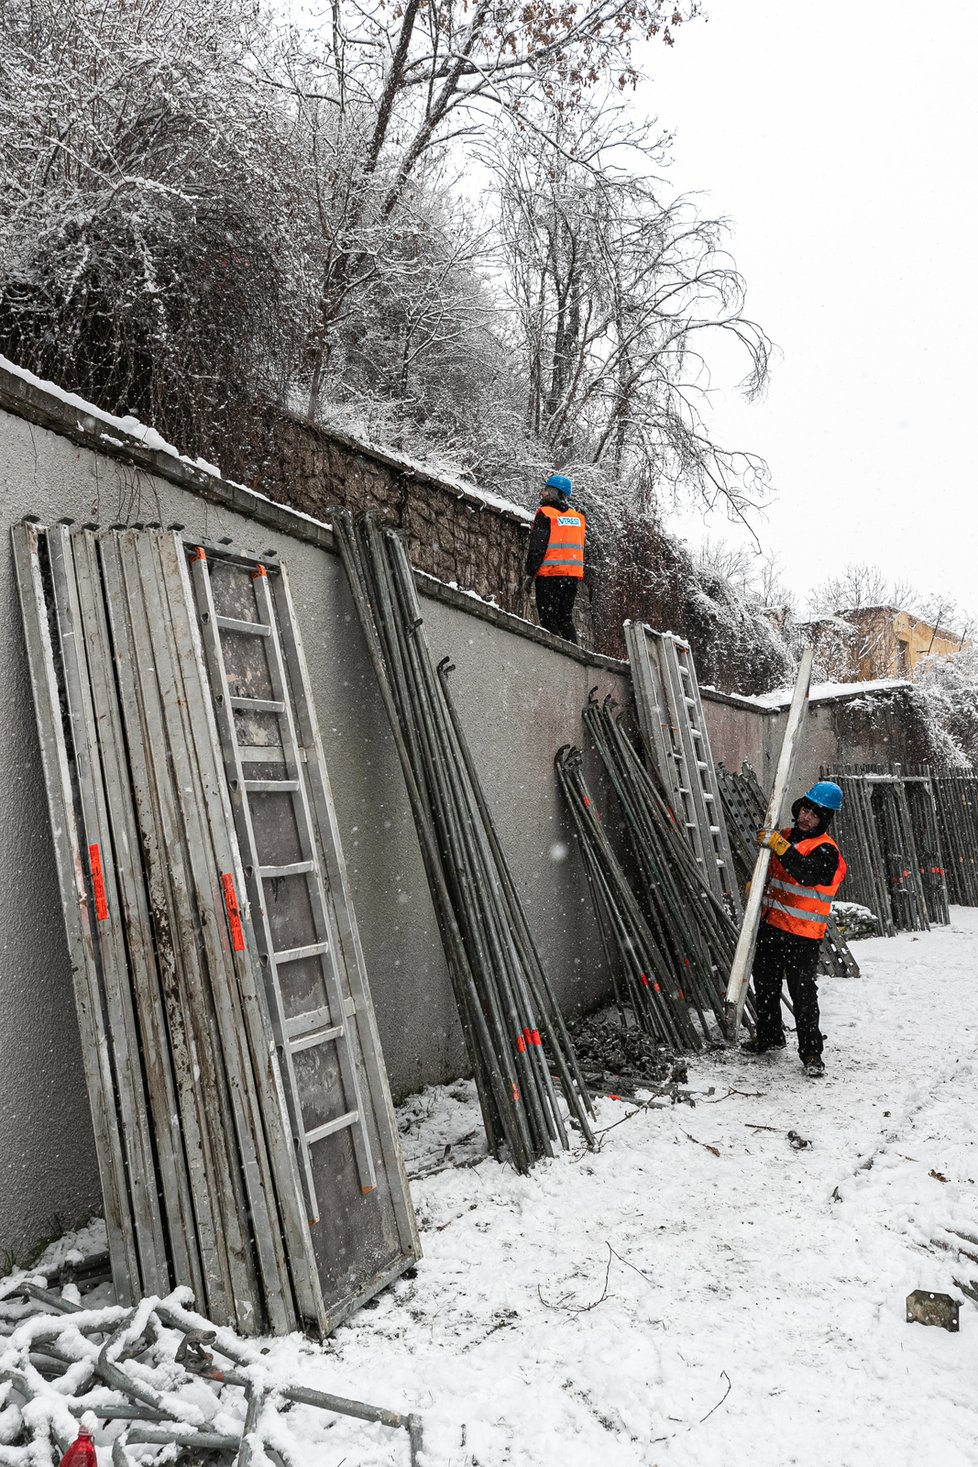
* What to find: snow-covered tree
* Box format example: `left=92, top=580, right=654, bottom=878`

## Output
left=913, top=646, right=978, bottom=769
left=492, top=99, right=771, bottom=519
left=273, top=0, right=701, bottom=425
left=0, top=0, right=309, bottom=456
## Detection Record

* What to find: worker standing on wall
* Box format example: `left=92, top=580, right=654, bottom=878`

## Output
left=742, top=781, right=847, bottom=1077
left=523, top=473, right=586, bottom=645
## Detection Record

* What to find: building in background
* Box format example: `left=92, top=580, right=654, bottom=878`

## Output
left=805, top=606, right=970, bottom=683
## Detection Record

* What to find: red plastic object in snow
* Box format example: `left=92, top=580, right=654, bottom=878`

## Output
left=58, top=1428, right=97, bottom=1467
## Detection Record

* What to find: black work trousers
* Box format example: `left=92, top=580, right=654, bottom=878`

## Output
left=751, top=923, right=823, bottom=1059
left=534, top=576, right=579, bottom=644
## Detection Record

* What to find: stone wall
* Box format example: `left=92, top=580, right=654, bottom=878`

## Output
left=243, top=409, right=533, bottom=612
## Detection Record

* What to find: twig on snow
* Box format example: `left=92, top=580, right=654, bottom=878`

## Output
left=537, top=1243, right=613, bottom=1314
left=608, top=1246, right=654, bottom=1288
left=590, top=1095, right=664, bottom=1147
left=699, top=1370, right=732, bottom=1423
left=679, top=1128, right=721, bottom=1158
left=699, top=1087, right=764, bottom=1103
left=652, top=1371, right=732, bottom=1442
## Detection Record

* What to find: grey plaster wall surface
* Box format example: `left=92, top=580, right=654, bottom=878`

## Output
left=697, top=691, right=773, bottom=786
left=0, top=401, right=624, bottom=1259
left=0, top=379, right=916, bottom=1262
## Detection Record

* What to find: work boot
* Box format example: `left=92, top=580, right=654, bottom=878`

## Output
left=801, top=1055, right=825, bottom=1077
left=740, top=1037, right=786, bottom=1056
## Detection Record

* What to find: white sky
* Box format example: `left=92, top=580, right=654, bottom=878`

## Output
left=640, top=1, right=978, bottom=623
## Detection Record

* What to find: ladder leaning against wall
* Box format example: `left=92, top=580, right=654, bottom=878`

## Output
left=625, top=621, right=742, bottom=917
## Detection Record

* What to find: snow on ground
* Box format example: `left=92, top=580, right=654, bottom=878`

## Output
left=270, top=909, right=978, bottom=1467
left=9, top=914, right=977, bottom=1466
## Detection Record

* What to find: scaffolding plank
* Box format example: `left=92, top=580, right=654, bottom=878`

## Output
left=11, top=523, right=139, bottom=1304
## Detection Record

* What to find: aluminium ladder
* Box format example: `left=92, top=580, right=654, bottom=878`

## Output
left=189, top=545, right=377, bottom=1218
left=625, top=622, right=741, bottom=915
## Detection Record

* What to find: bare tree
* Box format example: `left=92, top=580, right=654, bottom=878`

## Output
left=491, top=99, right=772, bottom=520
left=263, top=0, right=700, bottom=419
left=809, top=562, right=914, bottom=617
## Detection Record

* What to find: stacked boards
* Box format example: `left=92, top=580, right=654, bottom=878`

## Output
left=13, top=522, right=418, bottom=1334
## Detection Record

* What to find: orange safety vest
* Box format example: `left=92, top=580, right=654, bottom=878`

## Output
left=536, top=505, right=586, bottom=578
left=761, top=832, right=847, bottom=941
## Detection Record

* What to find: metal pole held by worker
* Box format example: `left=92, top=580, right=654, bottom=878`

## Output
left=723, top=648, right=815, bottom=1043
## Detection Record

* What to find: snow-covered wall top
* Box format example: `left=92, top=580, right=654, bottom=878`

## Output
left=0, top=354, right=533, bottom=525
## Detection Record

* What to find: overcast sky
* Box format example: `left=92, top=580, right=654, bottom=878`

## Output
left=639, top=1, right=978, bottom=624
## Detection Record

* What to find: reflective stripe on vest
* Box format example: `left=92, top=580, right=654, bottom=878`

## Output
left=761, top=831, right=847, bottom=940
left=537, top=505, right=585, bottom=578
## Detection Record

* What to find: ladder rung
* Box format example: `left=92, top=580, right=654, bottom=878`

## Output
left=230, top=696, right=285, bottom=714
left=243, top=778, right=300, bottom=794
left=290, top=1023, right=343, bottom=1054
left=215, top=615, right=271, bottom=638
left=271, top=941, right=329, bottom=965
left=238, top=746, right=287, bottom=764
left=304, top=1110, right=359, bottom=1146
left=286, top=1005, right=332, bottom=1039
left=258, top=860, right=316, bottom=879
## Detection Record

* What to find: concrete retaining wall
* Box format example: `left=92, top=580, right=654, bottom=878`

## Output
left=0, top=364, right=922, bottom=1261
left=0, top=373, right=625, bottom=1260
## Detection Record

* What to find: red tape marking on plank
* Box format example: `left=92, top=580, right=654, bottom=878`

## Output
left=220, top=873, right=246, bottom=952
left=88, top=843, right=108, bottom=921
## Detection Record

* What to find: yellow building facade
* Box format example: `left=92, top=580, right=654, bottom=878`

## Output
left=843, top=606, right=968, bottom=681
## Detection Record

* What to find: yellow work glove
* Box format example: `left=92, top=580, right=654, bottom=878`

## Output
left=757, top=829, right=790, bottom=857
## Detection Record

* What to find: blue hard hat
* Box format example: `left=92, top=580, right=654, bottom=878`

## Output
left=545, top=473, right=573, bottom=497
left=803, top=781, right=843, bottom=811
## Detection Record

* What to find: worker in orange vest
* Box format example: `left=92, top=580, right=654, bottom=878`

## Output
left=741, top=781, right=847, bottom=1077
left=523, top=473, right=586, bottom=644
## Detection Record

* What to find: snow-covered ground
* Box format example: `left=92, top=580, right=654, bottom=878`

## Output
left=7, top=912, right=978, bottom=1466
left=289, top=909, right=978, bottom=1466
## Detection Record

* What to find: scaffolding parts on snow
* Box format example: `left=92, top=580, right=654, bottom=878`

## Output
left=12, top=522, right=418, bottom=1336
left=822, top=764, right=950, bottom=935
left=931, top=771, right=978, bottom=906
left=331, top=510, right=595, bottom=1171
left=0, top=1281, right=423, bottom=1466
left=717, top=762, right=860, bottom=978
left=555, top=695, right=742, bottom=1050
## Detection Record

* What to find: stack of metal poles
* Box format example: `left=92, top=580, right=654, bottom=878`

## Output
left=932, top=771, right=978, bottom=904
left=877, top=777, right=930, bottom=932
left=827, top=770, right=897, bottom=936
left=332, top=511, right=594, bottom=1170
left=554, top=744, right=704, bottom=1049
left=825, top=765, right=950, bottom=934
left=582, top=694, right=738, bottom=1035
left=903, top=765, right=951, bottom=924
